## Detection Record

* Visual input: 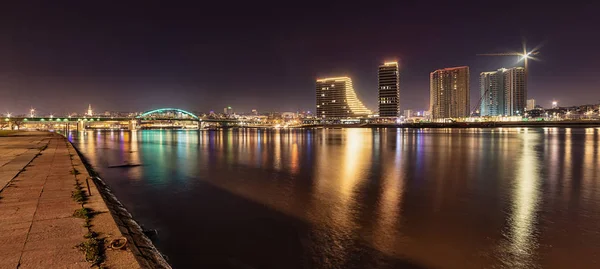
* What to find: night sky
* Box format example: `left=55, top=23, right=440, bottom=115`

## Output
left=1, top=1, right=599, bottom=115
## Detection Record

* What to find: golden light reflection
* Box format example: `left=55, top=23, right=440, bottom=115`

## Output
left=339, top=129, right=370, bottom=200
left=582, top=129, right=595, bottom=201
left=127, top=131, right=141, bottom=180
left=290, top=142, right=299, bottom=175
left=548, top=130, right=559, bottom=193
left=506, top=132, right=541, bottom=268
left=372, top=131, right=405, bottom=253
left=564, top=129, right=572, bottom=182
left=309, top=129, right=372, bottom=263
left=273, top=130, right=282, bottom=171
left=84, top=130, right=96, bottom=160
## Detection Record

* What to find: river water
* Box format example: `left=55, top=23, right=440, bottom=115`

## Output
left=68, top=128, right=600, bottom=269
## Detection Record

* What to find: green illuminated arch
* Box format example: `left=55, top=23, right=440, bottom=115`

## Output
left=137, top=108, right=199, bottom=120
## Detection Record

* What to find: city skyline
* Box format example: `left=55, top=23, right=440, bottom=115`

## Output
left=1, top=2, right=599, bottom=115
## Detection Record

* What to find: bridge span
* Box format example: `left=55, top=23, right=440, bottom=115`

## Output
left=2, top=108, right=241, bottom=131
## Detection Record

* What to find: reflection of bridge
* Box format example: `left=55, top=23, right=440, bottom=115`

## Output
left=2, top=108, right=240, bottom=130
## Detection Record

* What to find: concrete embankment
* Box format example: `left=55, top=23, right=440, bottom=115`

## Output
left=0, top=132, right=169, bottom=268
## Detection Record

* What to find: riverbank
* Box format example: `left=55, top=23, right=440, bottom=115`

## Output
left=0, top=132, right=167, bottom=268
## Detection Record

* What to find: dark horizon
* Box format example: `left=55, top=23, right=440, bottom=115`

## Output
left=1, top=1, right=599, bottom=115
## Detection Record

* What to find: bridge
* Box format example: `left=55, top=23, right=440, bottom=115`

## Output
left=2, top=108, right=241, bottom=131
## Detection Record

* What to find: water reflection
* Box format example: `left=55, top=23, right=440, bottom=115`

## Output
left=68, top=128, right=600, bottom=269
left=502, top=132, right=542, bottom=268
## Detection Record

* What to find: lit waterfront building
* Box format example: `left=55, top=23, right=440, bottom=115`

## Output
left=527, top=99, right=536, bottom=111
left=552, top=101, right=558, bottom=109
left=378, top=61, right=400, bottom=117
left=479, top=67, right=526, bottom=116
left=430, top=66, right=470, bottom=119
left=224, top=106, right=233, bottom=115
left=503, top=67, right=526, bottom=116
left=480, top=69, right=505, bottom=116
left=316, top=77, right=372, bottom=119
left=403, top=109, right=413, bottom=118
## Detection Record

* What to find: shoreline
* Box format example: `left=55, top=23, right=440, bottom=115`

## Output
left=0, top=132, right=143, bottom=268
left=66, top=135, right=172, bottom=269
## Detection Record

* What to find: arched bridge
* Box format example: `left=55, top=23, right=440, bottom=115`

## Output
left=136, top=108, right=200, bottom=121
left=136, top=108, right=237, bottom=123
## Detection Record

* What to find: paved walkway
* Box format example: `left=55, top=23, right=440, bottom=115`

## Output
left=0, top=133, right=139, bottom=268
left=0, top=132, right=49, bottom=192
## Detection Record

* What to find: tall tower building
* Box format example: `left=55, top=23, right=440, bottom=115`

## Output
left=479, top=67, right=526, bottom=116
left=526, top=99, right=535, bottom=111
left=430, top=66, right=470, bottom=119
left=316, top=77, right=372, bottom=119
left=86, top=104, right=93, bottom=116
left=503, top=67, right=526, bottom=116
left=378, top=62, right=400, bottom=117
left=480, top=69, right=505, bottom=116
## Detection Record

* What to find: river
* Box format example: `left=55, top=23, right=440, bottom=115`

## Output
left=68, top=128, right=600, bottom=269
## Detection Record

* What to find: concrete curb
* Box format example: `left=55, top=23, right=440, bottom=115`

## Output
left=66, top=137, right=172, bottom=269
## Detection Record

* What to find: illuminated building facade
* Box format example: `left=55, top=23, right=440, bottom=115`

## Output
left=526, top=99, right=536, bottom=111
left=480, top=69, right=505, bottom=116
left=503, top=67, right=526, bottom=116
left=430, top=66, right=470, bottom=119
left=378, top=62, right=400, bottom=117
left=316, top=77, right=372, bottom=119
left=480, top=67, right=526, bottom=116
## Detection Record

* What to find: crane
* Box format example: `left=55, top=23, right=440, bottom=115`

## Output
left=476, top=50, right=539, bottom=72
left=473, top=45, right=540, bottom=116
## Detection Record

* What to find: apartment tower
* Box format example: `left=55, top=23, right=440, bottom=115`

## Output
left=378, top=62, right=400, bottom=117
left=430, top=66, right=470, bottom=119
left=316, top=77, right=372, bottom=119
left=479, top=67, right=526, bottom=116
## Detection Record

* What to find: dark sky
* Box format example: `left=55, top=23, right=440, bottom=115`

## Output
left=1, top=1, right=599, bottom=115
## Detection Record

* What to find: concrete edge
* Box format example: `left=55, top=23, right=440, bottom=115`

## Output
left=64, top=136, right=172, bottom=269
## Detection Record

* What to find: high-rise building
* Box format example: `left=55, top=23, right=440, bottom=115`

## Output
left=224, top=106, right=233, bottom=115
left=403, top=109, right=413, bottom=118
left=503, top=67, right=526, bottom=116
left=526, top=99, right=536, bottom=111
left=430, top=66, right=470, bottom=119
left=86, top=104, right=93, bottom=116
left=378, top=62, right=400, bottom=117
left=480, top=69, right=505, bottom=116
left=479, top=67, right=526, bottom=116
left=316, top=77, right=372, bottom=119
